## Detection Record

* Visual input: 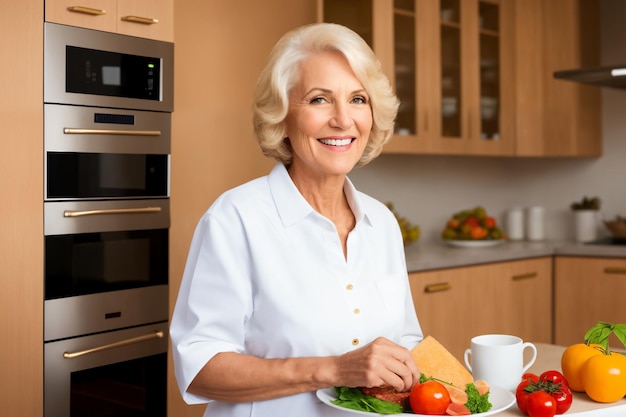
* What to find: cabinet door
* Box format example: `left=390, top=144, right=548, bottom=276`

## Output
left=45, top=0, right=117, bottom=32
left=409, top=257, right=551, bottom=361
left=554, top=257, right=626, bottom=347
left=117, top=0, right=174, bottom=42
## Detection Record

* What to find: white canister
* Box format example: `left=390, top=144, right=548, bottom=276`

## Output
left=526, top=207, right=545, bottom=241
left=575, top=210, right=598, bottom=242
left=505, top=208, right=524, bottom=240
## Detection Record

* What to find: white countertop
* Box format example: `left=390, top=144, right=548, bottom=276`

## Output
left=498, top=343, right=626, bottom=416
left=404, top=240, right=626, bottom=272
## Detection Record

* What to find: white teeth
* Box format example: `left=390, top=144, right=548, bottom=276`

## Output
left=319, top=138, right=353, bottom=146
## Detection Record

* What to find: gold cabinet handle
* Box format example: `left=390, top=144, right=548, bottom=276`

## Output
left=63, top=207, right=162, bottom=218
left=67, top=6, right=106, bottom=16
left=63, top=331, right=164, bottom=359
left=512, top=272, right=538, bottom=281
left=424, top=282, right=451, bottom=293
left=604, top=267, right=626, bottom=275
left=121, top=15, right=159, bottom=25
left=64, top=128, right=161, bottom=136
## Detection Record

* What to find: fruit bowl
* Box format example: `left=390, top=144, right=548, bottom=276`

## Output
left=604, top=217, right=626, bottom=239
left=441, top=206, right=505, bottom=243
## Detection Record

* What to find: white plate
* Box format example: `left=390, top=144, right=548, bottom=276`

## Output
left=444, top=239, right=504, bottom=248
left=316, top=384, right=516, bottom=416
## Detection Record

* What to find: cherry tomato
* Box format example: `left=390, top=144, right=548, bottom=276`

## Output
left=560, top=343, right=603, bottom=392
left=526, top=391, right=557, bottom=417
left=539, top=370, right=568, bottom=387
left=409, top=380, right=451, bottom=415
left=523, top=373, right=539, bottom=383
left=581, top=352, right=626, bottom=403
left=551, top=384, right=573, bottom=414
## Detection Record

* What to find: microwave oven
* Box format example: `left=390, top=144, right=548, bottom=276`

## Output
left=44, top=22, right=173, bottom=112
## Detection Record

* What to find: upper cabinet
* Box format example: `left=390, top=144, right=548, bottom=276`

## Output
left=45, top=0, right=174, bottom=42
left=319, top=0, right=601, bottom=157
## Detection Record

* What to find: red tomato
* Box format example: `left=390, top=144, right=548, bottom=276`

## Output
left=527, top=391, right=557, bottom=417
left=409, top=380, right=451, bottom=415
left=551, top=384, right=573, bottom=414
left=539, top=370, right=568, bottom=387
left=516, top=379, right=533, bottom=415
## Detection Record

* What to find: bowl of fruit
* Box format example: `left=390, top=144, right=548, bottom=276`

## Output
left=386, top=202, right=420, bottom=246
left=441, top=206, right=505, bottom=248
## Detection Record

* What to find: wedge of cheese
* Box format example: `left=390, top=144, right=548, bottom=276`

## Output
left=410, top=335, right=474, bottom=389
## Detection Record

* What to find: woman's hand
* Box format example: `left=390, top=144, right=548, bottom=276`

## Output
left=334, top=337, right=420, bottom=392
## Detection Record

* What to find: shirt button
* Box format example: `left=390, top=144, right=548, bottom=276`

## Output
left=346, top=284, right=353, bottom=290
left=353, top=308, right=360, bottom=315
left=352, top=338, right=359, bottom=346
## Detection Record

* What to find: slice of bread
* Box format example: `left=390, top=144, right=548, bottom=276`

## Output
left=410, top=335, right=474, bottom=389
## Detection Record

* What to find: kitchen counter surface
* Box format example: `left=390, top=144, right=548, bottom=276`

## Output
left=404, top=240, right=626, bottom=272
left=499, top=343, right=626, bottom=416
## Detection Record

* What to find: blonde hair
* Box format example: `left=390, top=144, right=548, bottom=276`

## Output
left=252, top=23, right=399, bottom=166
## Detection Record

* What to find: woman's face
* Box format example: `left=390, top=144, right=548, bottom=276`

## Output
left=285, top=50, right=372, bottom=180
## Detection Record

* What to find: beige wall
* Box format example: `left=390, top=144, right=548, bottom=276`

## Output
left=169, top=1, right=317, bottom=415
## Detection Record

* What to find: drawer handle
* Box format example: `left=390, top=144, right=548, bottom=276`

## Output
left=121, top=15, right=159, bottom=25
left=604, top=267, right=626, bottom=275
left=424, top=283, right=451, bottom=293
left=512, top=272, right=538, bottom=281
left=63, top=207, right=162, bottom=218
left=63, top=331, right=164, bottom=359
left=64, top=128, right=161, bottom=137
left=67, top=6, right=106, bottom=16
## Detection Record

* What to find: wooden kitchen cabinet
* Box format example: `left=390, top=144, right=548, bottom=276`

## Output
left=45, top=0, right=173, bottom=41
left=320, top=0, right=601, bottom=157
left=513, top=0, right=601, bottom=157
left=320, top=0, right=516, bottom=156
left=408, top=257, right=552, bottom=360
left=554, top=256, right=626, bottom=347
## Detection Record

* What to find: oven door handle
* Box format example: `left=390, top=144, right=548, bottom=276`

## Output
left=63, top=207, right=162, bottom=217
left=63, top=331, right=164, bottom=359
left=64, top=128, right=161, bottom=136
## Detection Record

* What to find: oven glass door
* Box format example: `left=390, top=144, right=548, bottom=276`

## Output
left=46, top=152, right=168, bottom=199
left=45, top=323, right=168, bottom=417
left=45, top=228, right=168, bottom=300
left=70, top=353, right=166, bottom=417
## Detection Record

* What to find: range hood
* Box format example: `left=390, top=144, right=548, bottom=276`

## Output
left=554, top=64, right=626, bottom=89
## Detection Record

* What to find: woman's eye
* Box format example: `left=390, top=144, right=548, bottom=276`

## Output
left=352, top=96, right=368, bottom=104
left=310, top=97, right=327, bottom=104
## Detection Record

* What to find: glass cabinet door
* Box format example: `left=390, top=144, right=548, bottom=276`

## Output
left=393, top=0, right=416, bottom=136
left=440, top=0, right=461, bottom=138
left=479, top=1, right=500, bottom=140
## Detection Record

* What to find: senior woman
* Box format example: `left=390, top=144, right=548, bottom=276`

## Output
left=170, top=22, right=423, bottom=416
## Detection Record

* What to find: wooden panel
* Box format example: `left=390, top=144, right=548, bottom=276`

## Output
left=0, top=1, right=44, bottom=416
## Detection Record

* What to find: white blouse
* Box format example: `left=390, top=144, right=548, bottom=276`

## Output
left=170, top=163, right=423, bottom=417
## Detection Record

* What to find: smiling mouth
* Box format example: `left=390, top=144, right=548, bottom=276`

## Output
left=318, top=138, right=355, bottom=147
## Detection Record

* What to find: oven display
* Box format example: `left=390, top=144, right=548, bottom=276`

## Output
left=66, top=46, right=161, bottom=101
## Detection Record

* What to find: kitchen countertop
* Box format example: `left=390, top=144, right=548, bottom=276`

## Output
left=404, top=240, right=626, bottom=272
left=499, top=343, right=626, bottom=416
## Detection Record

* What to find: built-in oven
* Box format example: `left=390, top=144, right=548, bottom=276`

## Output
left=43, top=22, right=173, bottom=417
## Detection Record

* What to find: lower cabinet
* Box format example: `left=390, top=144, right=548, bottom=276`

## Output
left=409, top=257, right=553, bottom=361
left=554, top=256, right=626, bottom=348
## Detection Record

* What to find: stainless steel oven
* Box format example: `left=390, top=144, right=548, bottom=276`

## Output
left=43, top=22, right=173, bottom=417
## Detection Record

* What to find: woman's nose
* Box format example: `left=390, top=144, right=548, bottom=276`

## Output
left=329, top=104, right=354, bottom=129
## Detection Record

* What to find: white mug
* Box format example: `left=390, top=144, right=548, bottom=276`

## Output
left=464, top=334, right=537, bottom=392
